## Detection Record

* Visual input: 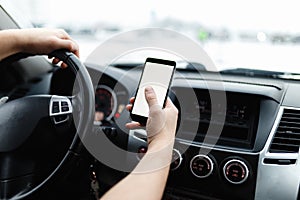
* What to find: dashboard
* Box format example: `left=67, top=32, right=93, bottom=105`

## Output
left=0, top=59, right=299, bottom=200
left=82, top=63, right=299, bottom=200
left=0, top=2, right=299, bottom=199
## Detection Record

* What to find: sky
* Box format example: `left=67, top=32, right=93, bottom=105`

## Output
left=6, top=0, right=300, bottom=32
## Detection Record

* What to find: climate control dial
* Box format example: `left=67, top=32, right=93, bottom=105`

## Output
left=190, top=155, right=214, bottom=178
left=170, top=149, right=183, bottom=171
left=223, top=159, right=249, bottom=184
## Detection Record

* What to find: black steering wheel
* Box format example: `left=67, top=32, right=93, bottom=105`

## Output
left=0, top=50, right=95, bottom=199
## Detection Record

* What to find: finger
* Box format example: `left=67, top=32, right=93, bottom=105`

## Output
left=56, top=31, right=80, bottom=57
left=129, top=97, right=135, bottom=104
left=52, top=58, right=60, bottom=64
left=57, top=29, right=71, bottom=39
left=54, top=40, right=77, bottom=54
left=73, top=49, right=80, bottom=58
left=67, top=39, right=80, bottom=57
left=165, top=98, right=178, bottom=114
left=144, top=86, right=158, bottom=107
left=126, top=121, right=142, bottom=129
left=61, top=62, right=68, bottom=68
left=165, top=98, right=175, bottom=108
left=126, top=104, right=132, bottom=111
left=53, top=29, right=79, bottom=59
left=72, top=42, right=80, bottom=58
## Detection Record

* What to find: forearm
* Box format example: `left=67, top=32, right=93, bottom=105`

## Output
left=0, top=28, right=79, bottom=64
left=0, top=29, right=23, bottom=60
left=105, top=87, right=178, bottom=200
left=101, top=141, right=174, bottom=200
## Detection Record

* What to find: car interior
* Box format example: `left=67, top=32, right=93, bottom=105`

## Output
left=0, top=2, right=300, bottom=200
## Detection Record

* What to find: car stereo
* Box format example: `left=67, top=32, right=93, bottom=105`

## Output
left=173, top=87, right=259, bottom=149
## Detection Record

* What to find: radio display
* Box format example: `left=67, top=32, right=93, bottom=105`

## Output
left=173, top=88, right=259, bottom=149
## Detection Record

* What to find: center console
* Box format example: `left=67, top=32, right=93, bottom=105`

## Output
left=164, top=143, right=258, bottom=200
left=162, top=86, right=280, bottom=199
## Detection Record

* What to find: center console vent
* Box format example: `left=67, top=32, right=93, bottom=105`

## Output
left=269, top=109, right=300, bottom=153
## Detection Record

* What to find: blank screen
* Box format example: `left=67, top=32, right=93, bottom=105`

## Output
left=132, top=62, right=174, bottom=117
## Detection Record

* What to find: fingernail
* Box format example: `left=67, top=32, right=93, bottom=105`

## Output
left=145, top=86, right=153, bottom=92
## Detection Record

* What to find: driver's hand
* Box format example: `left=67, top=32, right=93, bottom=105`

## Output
left=15, top=28, right=79, bottom=68
left=126, top=86, right=178, bottom=152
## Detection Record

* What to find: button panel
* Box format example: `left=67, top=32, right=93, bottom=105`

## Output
left=49, top=96, right=73, bottom=124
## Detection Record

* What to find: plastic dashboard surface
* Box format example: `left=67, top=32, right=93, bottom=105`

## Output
left=85, top=64, right=299, bottom=200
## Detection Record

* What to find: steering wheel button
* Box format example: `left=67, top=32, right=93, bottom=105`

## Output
left=51, top=101, right=59, bottom=113
left=52, top=108, right=59, bottom=113
left=61, top=101, right=68, bottom=107
left=50, top=96, right=73, bottom=117
left=54, top=115, right=68, bottom=124
left=52, top=107, right=60, bottom=114
left=61, top=107, right=69, bottom=112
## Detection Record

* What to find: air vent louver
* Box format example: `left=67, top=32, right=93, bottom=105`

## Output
left=269, top=109, right=300, bottom=153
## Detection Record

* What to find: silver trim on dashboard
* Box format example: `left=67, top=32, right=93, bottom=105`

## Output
left=255, top=106, right=300, bottom=200
left=176, top=139, right=259, bottom=155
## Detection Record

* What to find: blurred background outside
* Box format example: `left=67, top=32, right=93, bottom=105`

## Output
left=5, top=0, right=300, bottom=73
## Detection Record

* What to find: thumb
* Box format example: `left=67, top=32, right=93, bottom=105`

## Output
left=145, top=86, right=165, bottom=137
left=145, top=86, right=158, bottom=107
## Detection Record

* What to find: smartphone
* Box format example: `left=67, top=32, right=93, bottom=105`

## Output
left=130, top=57, right=176, bottom=125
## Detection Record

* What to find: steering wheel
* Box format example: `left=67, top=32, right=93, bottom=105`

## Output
left=0, top=50, right=95, bottom=199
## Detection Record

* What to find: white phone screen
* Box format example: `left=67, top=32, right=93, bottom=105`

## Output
left=132, top=62, right=174, bottom=117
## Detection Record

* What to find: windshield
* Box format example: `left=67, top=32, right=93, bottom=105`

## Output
left=4, top=0, right=300, bottom=73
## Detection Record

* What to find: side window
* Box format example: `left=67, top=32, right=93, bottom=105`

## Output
left=0, top=5, right=19, bottom=29
left=0, top=1, right=33, bottom=29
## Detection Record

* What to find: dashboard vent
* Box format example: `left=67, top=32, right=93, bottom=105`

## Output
left=269, top=109, right=300, bottom=153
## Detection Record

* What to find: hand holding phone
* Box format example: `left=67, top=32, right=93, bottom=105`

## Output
left=127, top=86, right=178, bottom=140
left=130, top=57, right=176, bottom=125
